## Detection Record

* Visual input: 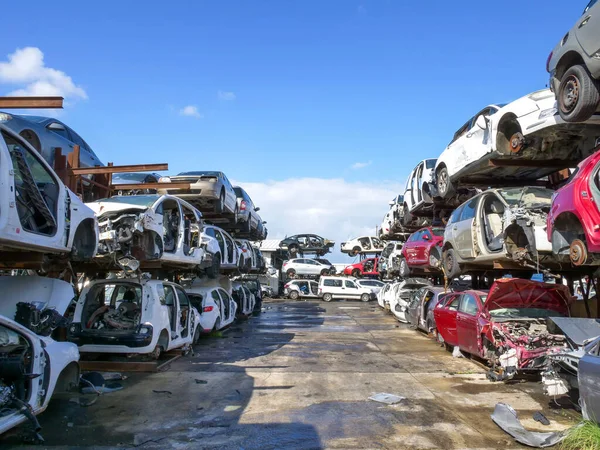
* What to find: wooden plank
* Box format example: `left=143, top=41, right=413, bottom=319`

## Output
left=79, top=360, right=158, bottom=373
left=111, top=182, right=190, bottom=190
left=0, top=96, right=63, bottom=109
left=488, top=159, right=579, bottom=169
left=71, top=163, right=169, bottom=175
left=156, top=354, right=182, bottom=371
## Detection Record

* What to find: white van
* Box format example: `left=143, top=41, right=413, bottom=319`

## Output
left=318, top=276, right=375, bottom=302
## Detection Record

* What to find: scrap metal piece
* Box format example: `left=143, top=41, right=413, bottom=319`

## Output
left=368, top=393, right=405, bottom=405
left=491, top=403, right=568, bottom=448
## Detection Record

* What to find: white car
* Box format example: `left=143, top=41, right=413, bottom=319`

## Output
left=317, top=276, right=375, bottom=302
left=282, top=258, right=335, bottom=278
left=235, top=239, right=255, bottom=271
left=388, top=278, right=433, bottom=323
left=377, top=282, right=395, bottom=310
left=284, top=279, right=320, bottom=299
left=0, top=125, right=98, bottom=262
left=88, top=195, right=219, bottom=275
left=378, top=241, right=404, bottom=278
left=69, top=278, right=202, bottom=358
left=400, top=159, right=437, bottom=224
left=186, top=282, right=237, bottom=331
left=356, top=279, right=386, bottom=295
left=0, top=277, right=80, bottom=437
left=231, top=282, right=256, bottom=317
left=432, top=89, right=600, bottom=199
left=379, top=195, right=404, bottom=238
left=202, top=224, right=244, bottom=272
left=341, top=236, right=384, bottom=256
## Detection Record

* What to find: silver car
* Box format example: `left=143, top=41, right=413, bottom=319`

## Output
left=547, top=0, right=600, bottom=122
left=159, top=171, right=238, bottom=218
left=0, top=113, right=103, bottom=168
left=226, top=186, right=263, bottom=237
left=282, top=258, right=335, bottom=278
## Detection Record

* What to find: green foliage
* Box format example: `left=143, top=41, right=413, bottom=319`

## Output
left=560, top=421, right=600, bottom=450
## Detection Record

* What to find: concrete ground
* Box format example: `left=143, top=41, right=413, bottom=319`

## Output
left=4, top=299, right=581, bottom=449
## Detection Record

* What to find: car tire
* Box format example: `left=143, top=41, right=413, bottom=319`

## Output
left=322, top=293, right=333, bottom=302
left=286, top=269, right=296, bottom=279
left=399, top=257, right=410, bottom=278
left=351, top=269, right=361, bottom=278
left=288, top=244, right=299, bottom=257
left=320, top=269, right=329, bottom=276
left=558, top=64, right=600, bottom=123
left=216, top=190, right=226, bottom=214
left=442, top=248, right=461, bottom=279
left=193, top=326, right=201, bottom=344
left=150, top=344, right=163, bottom=360
left=207, top=255, right=221, bottom=279
left=436, top=167, right=455, bottom=199
left=289, top=290, right=299, bottom=300
left=214, top=318, right=221, bottom=331
left=360, top=293, right=370, bottom=302
left=351, top=246, right=361, bottom=256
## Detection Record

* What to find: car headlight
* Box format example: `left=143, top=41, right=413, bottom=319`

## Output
left=0, top=113, right=12, bottom=122
left=538, top=108, right=557, bottom=120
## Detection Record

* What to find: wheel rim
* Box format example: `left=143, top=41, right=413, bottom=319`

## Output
left=509, top=132, right=524, bottom=153
left=561, top=75, right=580, bottom=113
left=290, top=291, right=298, bottom=299
left=445, top=253, right=454, bottom=272
left=570, top=239, right=588, bottom=266
left=438, top=171, right=448, bottom=194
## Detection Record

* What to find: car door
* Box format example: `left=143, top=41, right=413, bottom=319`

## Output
left=453, top=197, right=479, bottom=259
left=445, top=119, right=473, bottom=176
left=222, top=230, right=236, bottom=264
left=411, top=161, right=424, bottom=209
left=218, top=289, right=233, bottom=324
left=417, top=229, right=433, bottom=264
left=208, top=227, right=226, bottom=264
left=456, top=293, right=481, bottom=354
left=174, top=286, right=192, bottom=341
left=307, top=259, right=323, bottom=275
left=461, top=107, right=495, bottom=164
left=404, top=231, right=422, bottom=264
left=343, top=279, right=360, bottom=299
left=579, top=338, right=600, bottom=421
left=436, top=294, right=461, bottom=346
left=575, top=0, right=600, bottom=57
left=211, top=289, right=224, bottom=325
left=221, top=174, right=237, bottom=212
left=309, top=281, right=319, bottom=296
left=403, top=167, right=417, bottom=210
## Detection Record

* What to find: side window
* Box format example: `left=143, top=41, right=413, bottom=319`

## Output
left=211, top=290, right=221, bottom=303
left=459, top=198, right=478, bottom=222
left=205, top=227, right=216, bottom=238
left=447, top=295, right=461, bottom=311
left=163, top=285, right=176, bottom=306
left=448, top=205, right=464, bottom=226
left=175, top=287, right=190, bottom=306
left=46, top=122, right=71, bottom=141
left=323, top=279, right=335, bottom=287
left=345, top=280, right=357, bottom=289
left=458, top=294, right=479, bottom=315
left=422, top=230, right=432, bottom=241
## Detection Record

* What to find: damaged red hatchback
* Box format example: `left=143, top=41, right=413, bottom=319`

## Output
left=434, top=278, right=574, bottom=379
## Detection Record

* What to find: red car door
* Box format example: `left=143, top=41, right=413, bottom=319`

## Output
left=434, top=294, right=461, bottom=346
left=417, top=229, right=433, bottom=264
left=456, top=293, right=481, bottom=355
left=404, top=231, right=421, bottom=264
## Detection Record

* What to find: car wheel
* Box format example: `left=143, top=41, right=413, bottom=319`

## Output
left=216, top=190, right=226, bottom=213
left=436, top=167, right=455, bottom=199
left=443, top=248, right=461, bottom=279
left=286, top=269, right=296, bottom=279
left=401, top=204, right=413, bottom=227
left=399, top=258, right=410, bottom=278
left=289, top=290, right=300, bottom=300
left=558, top=64, right=600, bottom=123
left=570, top=238, right=589, bottom=266
left=322, top=293, right=333, bottom=302
left=150, top=344, right=163, bottom=360
left=193, top=326, right=201, bottom=344
left=320, top=269, right=329, bottom=276
left=360, top=293, right=370, bottom=302
left=351, top=246, right=361, bottom=256
left=214, top=318, right=221, bottom=331
left=288, top=244, right=299, bottom=257
left=207, top=255, right=221, bottom=279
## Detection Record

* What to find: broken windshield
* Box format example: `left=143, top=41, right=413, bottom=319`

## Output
left=497, top=187, right=553, bottom=209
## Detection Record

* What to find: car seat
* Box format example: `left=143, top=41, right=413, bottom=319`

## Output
left=485, top=201, right=504, bottom=252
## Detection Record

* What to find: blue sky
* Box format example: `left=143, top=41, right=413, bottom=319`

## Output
left=0, top=0, right=588, bottom=257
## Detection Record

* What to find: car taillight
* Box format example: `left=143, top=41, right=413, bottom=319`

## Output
left=283, top=262, right=287, bottom=267
left=546, top=51, right=553, bottom=73
left=240, top=200, right=247, bottom=211
left=203, top=306, right=214, bottom=312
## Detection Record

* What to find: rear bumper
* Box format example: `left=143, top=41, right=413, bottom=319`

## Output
left=69, top=330, right=153, bottom=349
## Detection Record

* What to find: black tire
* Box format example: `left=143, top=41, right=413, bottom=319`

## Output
left=286, top=269, right=296, bottom=279
left=360, top=293, right=370, bottom=303
left=558, top=64, right=600, bottom=123
left=352, top=269, right=361, bottom=278
left=351, top=246, right=361, bottom=256
left=207, top=255, right=221, bottom=279
left=399, top=257, right=410, bottom=278
left=193, top=326, right=201, bottom=344
left=289, top=290, right=300, bottom=300
left=216, top=190, right=226, bottom=213
left=288, top=244, right=299, bottom=256
left=436, top=167, right=455, bottom=199
left=214, top=318, right=221, bottom=331
left=320, top=269, right=329, bottom=276
left=443, top=248, right=461, bottom=279
left=150, top=344, right=163, bottom=360
left=322, top=293, right=333, bottom=302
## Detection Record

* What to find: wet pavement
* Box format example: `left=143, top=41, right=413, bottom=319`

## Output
left=4, top=299, right=581, bottom=449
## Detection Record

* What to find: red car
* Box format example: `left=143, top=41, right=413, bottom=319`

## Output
left=547, top=148, right=600, bottom=266
left=433, top=278, right=573, bottom=378
left=399, top=227, right=444, bottom=276
left=343, top=257, right=379, bottom=278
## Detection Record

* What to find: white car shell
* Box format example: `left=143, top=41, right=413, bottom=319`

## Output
left=231, top=282, right=256, bottom=316
left=388, top=279, right=433, bottom=323
left=202, top=224, right=243, bottom=272
left=186, top=281, right=237, bottom=331
left=341, top=236, right=384, bottom=255
left=402, top=159, right=437, bottom=215
left=0, top=125, right=98, bottom=260
left=282, top=258, right=334, bottom=278
left=284, top=279, right=320, bottom=299
left=0, top=277, right=79, bottom=436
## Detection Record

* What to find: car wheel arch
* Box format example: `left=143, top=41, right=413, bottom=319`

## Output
left=552, top=212, right=586, bottom=255
left=496, top=113, right=522, bottom=154
left=555, top=50, right=585, bottom=80
left=70, top=218, right=98, bottom=260
left=53, top=361, right=80, bottom=394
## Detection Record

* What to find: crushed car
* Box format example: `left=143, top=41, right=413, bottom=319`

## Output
left=442, top=187, right=557, bottom=279
left=69, top=278, right=202, bottom=359
left=434, top=278, right=574, bottom=381
left=0, top=277, right=80, bottom=438
left=88, top=195, right=220, bottom=275
left=406, top=286, right=452, bottom=334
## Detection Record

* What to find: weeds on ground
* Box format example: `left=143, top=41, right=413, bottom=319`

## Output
left=560, top=420, right=600, bottom=450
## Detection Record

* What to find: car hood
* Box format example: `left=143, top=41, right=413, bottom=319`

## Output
left=497, top=89, right=555, bottom=118
left=0, top=277, right=75, bottom=318
left=484, top=279, right=574, bottom=316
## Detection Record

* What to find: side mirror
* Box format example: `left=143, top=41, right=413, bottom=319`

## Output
left=255, top=207, right=260, bottom=212
left=388, top=201, right=395, bottom=206
left=475, top=115, right=488, bottom=130
left=423, top=235, right=430, bottom=241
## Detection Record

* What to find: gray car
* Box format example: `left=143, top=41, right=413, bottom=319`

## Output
left=0, top=113, right=103, bottom=168
left=406, top=286, right=451, bottom=333
left=579, top=335, right=600, bottom=422
left=547, top=0, right=600, bottom=122
left=223, top=186, right=264, bottom=238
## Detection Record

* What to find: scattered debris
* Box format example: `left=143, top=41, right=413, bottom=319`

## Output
left=534, top=412, right=551, bottom=426
left=152, top=390, right=172, bottom=395
left=81, top=372, right=123, bottom=394
left=452, top=346, right=464, bottom=358
left=491, top=403, right=567, bottom=448
left=368, top=393, right=405, bottom=405
left=224, top=405, right=241, bottom=412
left=195, top=379, right=208, bottom=384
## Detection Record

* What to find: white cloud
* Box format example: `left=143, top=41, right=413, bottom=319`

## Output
left=233, top=177, right=403, bottom=262
left=351, top=160, right=372, bottom=170
left=0, top=47, right=87, bottom=101
left=218, top=90, right=236, bottom=101
left=179, top=105, right=203, bottom=118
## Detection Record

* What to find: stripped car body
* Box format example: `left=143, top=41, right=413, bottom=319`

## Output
left=88, top=195, right=219, bottom=273
left=341, top=236, right=384, bottom=256
left=389, top=278, right=433, bottom=323
left=407, top=286, right=451, bottom=333
left=434, top=279, right=573, bottom=380
left=442, top=187, right=557, bottom=278
left=0, top=277, right=80, bottom=437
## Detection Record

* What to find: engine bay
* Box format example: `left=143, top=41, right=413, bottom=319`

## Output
left=492, top=320, right=567, bottom=350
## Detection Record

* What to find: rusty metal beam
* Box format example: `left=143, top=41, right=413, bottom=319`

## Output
left=488, top=159, right=579, bottom=169
left=71, top=163, right=169, bottom=175
left=111, top=182, right=190, bottom=190
left=0, top=96, right=63, bottom=109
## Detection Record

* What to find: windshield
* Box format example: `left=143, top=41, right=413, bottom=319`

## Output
left=497, top=187, right=553, bottom=208
left=490, top=307, right=564, bottom=320
left=177, top=171, right=221, bottom=177
left=113, top=173, right=154, bottom=182
left=95, top=195, right=160, bottom=207
left=431, top=228, right=445, bottom=237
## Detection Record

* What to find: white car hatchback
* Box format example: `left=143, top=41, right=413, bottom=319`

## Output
left=318, top=276, right=375, bottom=302
left=186, top=282, right=238, bottom=332
left=341, top=236, right=384, bottom=256
left=282, top=258, right=335, bottom=278
left=401, top=159, right=437, bottom=224
left=284, top=279, right=320, bottom=299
